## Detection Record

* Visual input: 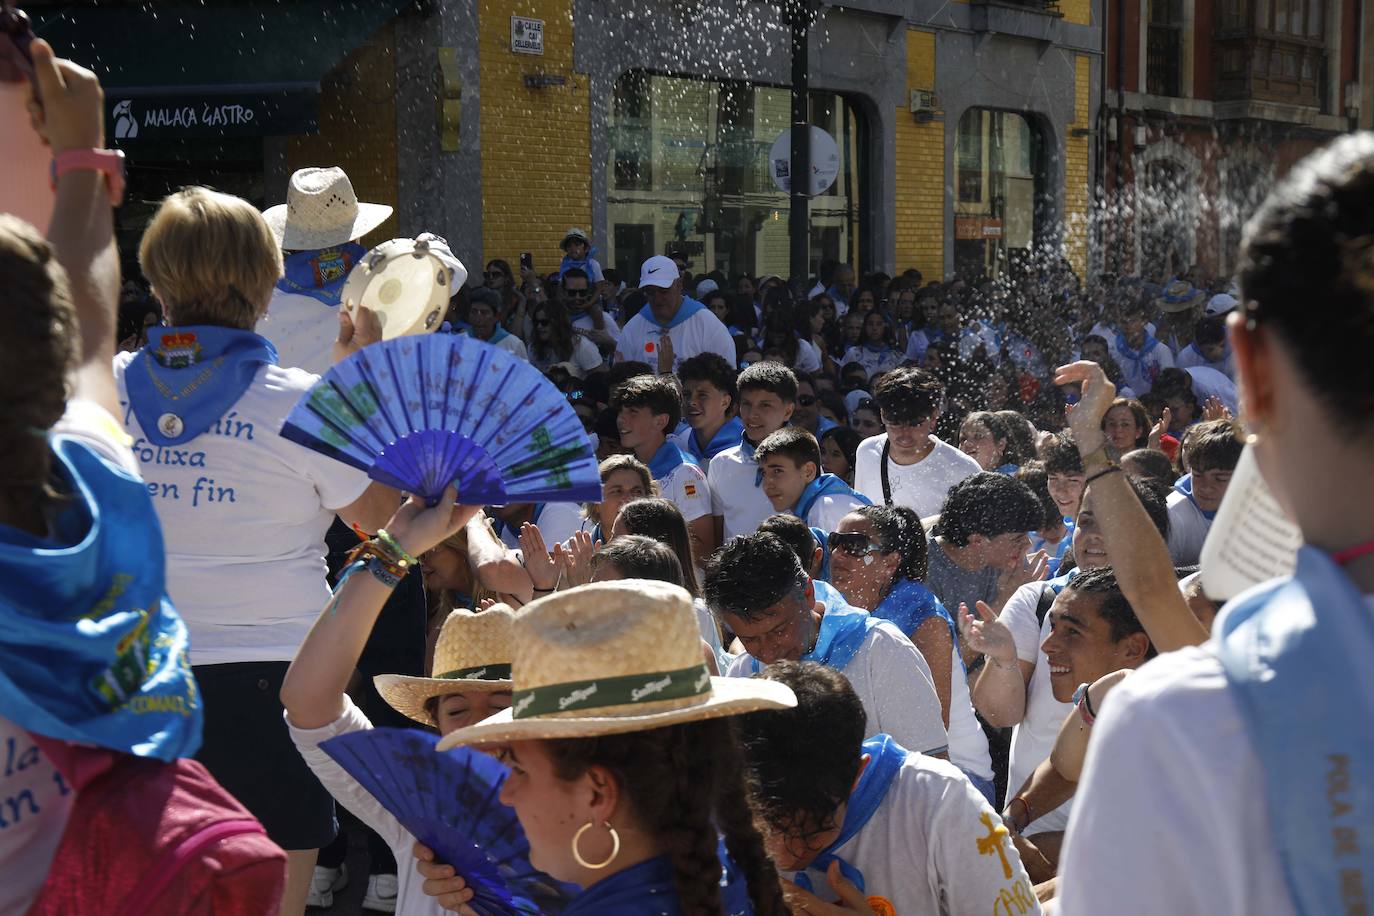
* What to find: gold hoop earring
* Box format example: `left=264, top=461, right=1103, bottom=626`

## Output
left=572, top=821, right=621, bottom=870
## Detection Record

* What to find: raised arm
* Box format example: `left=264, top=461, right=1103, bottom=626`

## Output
left=1055, top=361, right=1208, bottom=653
left=466, top=512, right=533, bottom=604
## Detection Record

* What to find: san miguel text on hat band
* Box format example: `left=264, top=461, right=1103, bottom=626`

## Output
left=436, top=663, right=513, bottom=682
left=511, top=664, right=712, bottom=719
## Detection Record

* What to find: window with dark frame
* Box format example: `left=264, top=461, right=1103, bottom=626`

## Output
left=1146, top=0, right=1183, bottom=98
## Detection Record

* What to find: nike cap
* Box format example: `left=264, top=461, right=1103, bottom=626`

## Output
left=639, top=255, right=680, bottom=290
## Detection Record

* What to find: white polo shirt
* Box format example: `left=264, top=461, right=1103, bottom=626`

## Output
left=614, top=298, right=736, bottom=374
left=853, top=434, right=982, bottom=518
left=708, top=443, right=775, bottom=540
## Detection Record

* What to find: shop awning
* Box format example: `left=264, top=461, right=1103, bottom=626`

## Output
left=32, top=1, right=420, bottom=138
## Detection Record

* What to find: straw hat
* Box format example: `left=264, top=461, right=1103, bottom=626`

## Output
left=1155, top=280, right=1207, bottom=314
left=435, top=580, right=796, bottom=750
left=375, top=607, right=514, bottom=725
left=263, top=167, right=393, bottom=250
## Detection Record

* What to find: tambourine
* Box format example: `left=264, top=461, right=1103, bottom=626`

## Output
left=341, top=236, right=467, bottom=339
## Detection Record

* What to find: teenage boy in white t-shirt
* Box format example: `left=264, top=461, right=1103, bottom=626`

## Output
left=754, top=426, right=870, bottom=533
left=708, top=362, right=797, bottom=542
left=705, top=533, right=948, bottom=758
left=671, top=352, right=743, bottom=463
left=609, top=374, right=713, bottom=562
left=1165, top=418, right=1241, bottom=565
left=737, top=662, right=1038, bottom=916
left=853, top=366, right=982, bottom=517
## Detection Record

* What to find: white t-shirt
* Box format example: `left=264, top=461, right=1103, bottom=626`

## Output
left=726, top=619, right=948, bottom=757
left=839, top=345, right=902, bottom=380
left=460, top=329, right=528, bottom=361
left=795, top=337, right=822, bottom=374
left=803, top=491, right=869, bottom=534
left=571, top=309, right=618, bottom=339
left=656, top=460, right=711, bottom=523
left=614, top=304, right=736, bottom=375
left=257, top=288, right=338, bottom=378
left=1175, top=342, right=1234, bottom=378
left=1000, top=581, right=1074, bottom=832
left=853, top=434, right=982, bottom=519
left=1181, top=365, right=1240, bottom=414
left=1166, top=489, right=1211, bottom=567
left=1057, top=646, right=1294, bottom=915
left=497, top=502, right=586, bottom=552
left=1107, top=336, right=1175, bottom=395
left=791, top=753, right=1040, bottom=916
left=113, top=355, right=373, bottom=665
left=530, top=335, right=603, bottom=378
left=0, top=401, right=136, bottom=914
left=287, top=699, right=447, bottom=916
left=708, top=445, right=775, bottom=540
left=941, top=640, right=993, bottom=782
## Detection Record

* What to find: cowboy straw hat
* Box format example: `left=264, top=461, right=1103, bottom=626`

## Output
left=435, top=580, right=796, bottom=750
left=263, top=166, right=393, bottom=250
left=375, top=607, right=514, bottom=726
left=1155, top=279, right=1207, bottom=314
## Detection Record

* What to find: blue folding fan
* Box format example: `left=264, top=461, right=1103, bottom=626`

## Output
left=321, top=727, right=575, bottom=915
left=281, top=334, right=602, bottom=506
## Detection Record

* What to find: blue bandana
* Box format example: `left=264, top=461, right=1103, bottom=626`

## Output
left=125, top=326, right=278, bottom=446
left=1114, top=330, right=1164, bottom=385
left=793, top=474, right=871, bottom=523
left=647, top=439, right=699, bottom=482
left=744, top=584, right=880, bottom=675
left=567, top=841, right=753, bottom=915
left=558, top=246, right=598, bottom=281
left=793, top=734, right=908, bottom=896
left=872, top=578, right=959, bottom=664
left=653, top=295, right=707, bottom=331
left=688, top=416, right=744, bottom=463
left=0, top=438, right=202, bottom=761
left=1173, top=473, right=1217, bottom=521
left=275, top=243, right=367, bottom=305
left=810, top=526, right=832, bottom=583
left=1213, top=546, right=1374, bottom=916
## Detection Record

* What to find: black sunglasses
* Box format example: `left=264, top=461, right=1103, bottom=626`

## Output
left=827, top=531, right=893, bottom=557
left=564, top=288, right=591, bottom=300
left=534, top=318, right=552, bottom=327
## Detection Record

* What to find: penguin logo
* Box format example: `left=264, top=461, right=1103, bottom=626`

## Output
left=113, top=100, right=138, bottom=139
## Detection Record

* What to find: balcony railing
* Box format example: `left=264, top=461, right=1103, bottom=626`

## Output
left=1214, top=34, right=1326, bottom=109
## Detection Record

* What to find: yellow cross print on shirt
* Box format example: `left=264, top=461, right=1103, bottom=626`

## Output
left=977, top=812, right=1014, bottom=879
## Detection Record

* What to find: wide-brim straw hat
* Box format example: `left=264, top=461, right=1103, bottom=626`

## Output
left=1155, top=280, right=1207, bottom=313
left=263, top=166, right=393, bottom=250
left=435, top=580, right=796, bottom=750
left=375, top=606, right=514, bottom=725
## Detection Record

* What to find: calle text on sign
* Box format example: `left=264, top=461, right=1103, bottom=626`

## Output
left=511, top=17, right=544, bottom=55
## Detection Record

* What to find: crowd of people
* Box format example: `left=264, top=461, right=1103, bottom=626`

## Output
left=3, top=34, right=1371, bottom=916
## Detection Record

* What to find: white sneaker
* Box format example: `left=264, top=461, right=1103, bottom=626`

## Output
left=307, top=863, right=348, bottom=909
left=362, top=873, right=399, bottom=913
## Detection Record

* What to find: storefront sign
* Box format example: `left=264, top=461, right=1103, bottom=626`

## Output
left=768, top=127, right=841, bottom=197
left=955, top=217, right=1004, bottom=240
left=511, top=17, right=544, bottom=55
left=107, top=93, right=317, bottom=140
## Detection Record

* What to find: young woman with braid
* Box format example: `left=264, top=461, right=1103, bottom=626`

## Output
left=411, top=581, right=794, bottom=916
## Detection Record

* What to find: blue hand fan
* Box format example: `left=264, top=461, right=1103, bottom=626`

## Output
left=321, top=727, right=576, bottom=915
left=281, top=334, right=602, bottom=506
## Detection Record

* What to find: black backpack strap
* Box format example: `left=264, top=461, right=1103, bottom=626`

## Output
left=880, top=438, right=893, bottom=507
left=1035, top=582, right=1056, bottom=628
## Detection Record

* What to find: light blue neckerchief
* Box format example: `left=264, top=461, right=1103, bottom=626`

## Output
left=743, top=585, right=878, bottom=675
left=647, top=439, right=699, bottom=483
left=872, top=578, right=961, bottom=671
left=793, top=474, right=870, bottom=523
left=995, top=462, right=1020, bottom=475
left=1030, top=519, right=1074, bottom=577
left=125, top=325, right=278, bottom=446
left=1114, top=330, right=1164, bottom=386
left=688, top=416, right=744, bottom=463
left=1173, top=473, right=1217, bottom=521
left=1212, top=546, right=1374, bottom=916
left=810, top=526, right=832, bottom=582
left=653, top=295, right=707, bottom=331
left=0, top=438, right=203, bottom=761
left=275, top=243, right=367, bottom=305
left=792, top=734, right=908, bottom=897
left=558, top=246, right=598, bottom=281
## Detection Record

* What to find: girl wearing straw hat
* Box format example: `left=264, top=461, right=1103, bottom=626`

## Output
left=281, top=495, right=517, bottom=915
left=417, top=578, right=796, bottom=915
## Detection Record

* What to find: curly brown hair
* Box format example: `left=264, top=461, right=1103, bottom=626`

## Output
left=0, top=215, right=78, bottom=503
left=545, top=719, right=788, bottom=916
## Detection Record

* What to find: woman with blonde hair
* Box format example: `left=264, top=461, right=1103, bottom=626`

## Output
left=115, top=186, right=398, bottom=913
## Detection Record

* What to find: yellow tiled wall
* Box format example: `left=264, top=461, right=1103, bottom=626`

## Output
left=894, top=28, right=945, bottom=281
left=1063, top=52, right=1091, bottom=278
left=477, top=0, right=592, bottom=271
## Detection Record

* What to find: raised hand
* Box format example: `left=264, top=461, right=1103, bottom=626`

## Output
left=387, top=486, right=481, bottom=560
left=333, top=304, right=383, bottom=364
left=959, top=600, right=1019, bottom=667
left=1201, top=395, right=1232, bottom=422
left=656, top=330, right=675, bottom=374
left=558, top=529, right=599, bottom=587
left=1053, top=360, right=1115, bottom=454
left=1148, top=406, right=1173, bottom=450
left=518, top=522, right=560, bottom=591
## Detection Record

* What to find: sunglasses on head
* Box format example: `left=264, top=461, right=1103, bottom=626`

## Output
left=827, top=531, right=892, bottom=557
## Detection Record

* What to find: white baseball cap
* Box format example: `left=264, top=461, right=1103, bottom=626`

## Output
left=1204, top=293, right=1239, bottom=317
left=639, top=255, right=680, bottom=290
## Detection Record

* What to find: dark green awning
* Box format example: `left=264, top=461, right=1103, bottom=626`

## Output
left=31, top=1, right=420, bottom=137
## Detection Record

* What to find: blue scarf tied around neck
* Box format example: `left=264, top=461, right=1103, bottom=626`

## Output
left=1213, top=546, right=1374, bottom=916
left=745, top=585, right=879, bottom=675
left=648, top=440, right=699, bottom=482
left=1114, top=330, right=1163, bottom=386
left=793, top=474, right=871, bottom=523
left=792, top=734, right=908, bottom=897
left=654, top=295, right=707, bottom=331
left=275, top=243, right=367, bottom=305
left=125, top=325, right=278, bottom=446
left=0, top=438, right=202, bottom=761
left=566, top=841, right=753, bottom=915
left=688, top=416, right=744, bottom=463
left=1173, top=473, right=1217, bottom=521
left=810, top=526, right=833, bottom=582
left=872, top=578, right=961, bottom=670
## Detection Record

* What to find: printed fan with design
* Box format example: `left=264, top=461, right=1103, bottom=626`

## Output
left=321, top=728, right=575, bottom=915
left=280, top=334, right=601, bottom=506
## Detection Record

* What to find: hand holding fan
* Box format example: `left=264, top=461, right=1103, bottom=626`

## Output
left=321, top=728, right=575, bottom=915
left=280, top=334, right=602, bottom=506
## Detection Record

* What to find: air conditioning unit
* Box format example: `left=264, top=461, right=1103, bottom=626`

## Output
left=910, top=90, right=940, bottom=122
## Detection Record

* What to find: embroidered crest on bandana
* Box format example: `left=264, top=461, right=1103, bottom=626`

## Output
left=153, top=331, right=202, bottom=369
left=311, top=246, right=356, bottom=286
